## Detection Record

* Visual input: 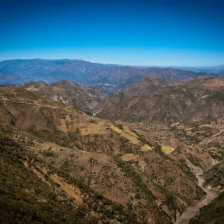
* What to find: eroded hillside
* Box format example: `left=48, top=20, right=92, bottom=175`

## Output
left=24, top=80, right=106, bottom=114
left=0, top=86, right=211, bottom=223
left=93, top=77, right=224, bottom=223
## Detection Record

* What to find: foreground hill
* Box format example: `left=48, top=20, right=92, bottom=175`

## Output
left=1, top=86, right=214, bottom=223
left=1, top=59, right=224, bottom=93
left=24, top=80, right=106, bottom=114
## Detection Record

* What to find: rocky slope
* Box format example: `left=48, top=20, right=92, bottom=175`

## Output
left=24, top=80, right=106, bottom=114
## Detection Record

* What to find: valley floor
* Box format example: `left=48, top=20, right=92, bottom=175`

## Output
left=175, top=160, right=219, bottom=224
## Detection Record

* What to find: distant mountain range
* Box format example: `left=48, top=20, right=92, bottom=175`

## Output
left=1, top=59, right=224, bottom=93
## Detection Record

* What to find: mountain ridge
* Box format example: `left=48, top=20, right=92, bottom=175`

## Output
left=1, top=59, right=224, bottom=93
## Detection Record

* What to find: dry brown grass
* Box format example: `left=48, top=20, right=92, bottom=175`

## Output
left=121, top=153, right=139, bottom=162
left=79, top=119, right=108, bottom=135
left=141, top=144, right=152, bottom=152
left=110, top=123, right=139, bottom=144
left=161, top=145, right=175, bottom=154
left=27, top=162, right=83, bottom=205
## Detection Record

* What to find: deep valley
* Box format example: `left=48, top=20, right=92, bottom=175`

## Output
left=0, top=60, right=223, bottom=224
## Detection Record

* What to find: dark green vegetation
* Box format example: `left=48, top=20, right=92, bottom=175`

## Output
left=204, top=162, right=224, bottom=189
left=0, top=134, right=77, bottom=224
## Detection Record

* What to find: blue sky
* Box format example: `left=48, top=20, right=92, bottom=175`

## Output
left=0, top=0, right=224, bottom=66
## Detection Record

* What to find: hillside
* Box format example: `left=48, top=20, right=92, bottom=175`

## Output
left=95, top=77, right=224, bottom=160
left=24, top=80, right=106, bottom=114
left=92, top=77, right=224, bottom=223
left=189, top=162, right=224, bottom=224
left=95, top=77, right=224, bottom=126
left=126, top=77, right=169, bottom=95
left=1, top=59, right=224, bottom=93
left=0, top=86, right=214, bottom=223
left=189, top=192, right=224, bottom=224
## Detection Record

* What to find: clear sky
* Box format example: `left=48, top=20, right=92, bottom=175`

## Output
left=0, top=0, right=224, bottom=66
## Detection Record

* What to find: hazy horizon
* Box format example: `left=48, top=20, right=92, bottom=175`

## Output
left=1, top=57, right=224, bottom=69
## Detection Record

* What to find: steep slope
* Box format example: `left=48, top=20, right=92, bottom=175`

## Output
left=1, top=59, right=224, bottom=93
left=126, top=77, right=169, bottom=95
left=0, top=86, right=208, bottom=223
left=203, top=162, right=224, bottom=191
left=0, top=132, right=144, bottom=224
left=189, top=162, right=224, bottom=224
left=0, top=134, right=78, bottom=224
left=95, top=78, right=224, bottom=125
left=24, top=80, right=106, bottom=114
left=94, top=77, right=224, bottom=223
left=189, top=192, right=224, bottom=224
